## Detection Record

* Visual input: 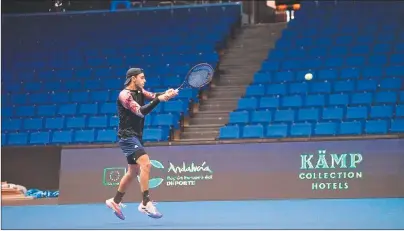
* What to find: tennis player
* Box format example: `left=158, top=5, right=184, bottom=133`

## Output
left=106, top=68, right=178, bottom=220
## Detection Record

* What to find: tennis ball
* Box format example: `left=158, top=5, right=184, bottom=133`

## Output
left=305, top=73, right=313, bottom=80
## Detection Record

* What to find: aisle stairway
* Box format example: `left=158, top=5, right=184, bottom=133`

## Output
left=179, top=23, right=288, bottom=141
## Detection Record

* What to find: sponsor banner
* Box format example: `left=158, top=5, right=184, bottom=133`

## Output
left=59, top=139, right=404, bottom=204
left=2, top=146, right=62, bottom=191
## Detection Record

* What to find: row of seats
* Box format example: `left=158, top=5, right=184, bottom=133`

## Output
left=2, top=112, right=181, bottom=132
left=238, top=92, right=403, bottom=111
left=219, top=119, right=404, bottom=139
left=229, top=105, right=404, bottom=124
left=248, top=80, right=403, bottom=96
left=2, top=100, right=189, bottom=118
left=3, top=88, right=198, bottom=105
left=2, top=127, right=170, bottom=146
left=260, top=57, right=404, bottom=71
left=254, top=67, right=404, bottom=83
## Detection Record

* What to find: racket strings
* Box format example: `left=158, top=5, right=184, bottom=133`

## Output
left=188, top=69, right=212, bottom=88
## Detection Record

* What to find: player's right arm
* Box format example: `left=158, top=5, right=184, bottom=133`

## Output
left=118, top=90, right=170, bottom=117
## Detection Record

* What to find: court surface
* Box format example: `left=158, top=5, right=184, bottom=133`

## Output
left=2, top=198, right=404, bottom=229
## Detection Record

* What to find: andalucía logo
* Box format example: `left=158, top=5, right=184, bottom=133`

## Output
left=103, top=160, right=213, bottom=189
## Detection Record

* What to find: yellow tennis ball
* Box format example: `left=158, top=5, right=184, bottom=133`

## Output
left=305, top=73, right=313, bottom=80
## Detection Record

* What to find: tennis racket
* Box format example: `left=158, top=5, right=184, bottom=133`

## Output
left=176, top=63, right=215, bottom=91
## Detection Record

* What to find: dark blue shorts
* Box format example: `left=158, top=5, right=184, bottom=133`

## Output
left=118, top=136, right=147, bottom=165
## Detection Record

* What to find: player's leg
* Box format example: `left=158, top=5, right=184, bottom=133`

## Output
left=105, top=137, right=140, bottom=220
left=136, top=153, right=163, bottom=218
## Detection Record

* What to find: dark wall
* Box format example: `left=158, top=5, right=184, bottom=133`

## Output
left=1, top=146, right=61, bottom=190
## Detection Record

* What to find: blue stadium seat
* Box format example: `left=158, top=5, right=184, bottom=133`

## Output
left=322, top=107, right=344, bottom=121
left=219, top=125, right=240, bottom=139
left=88, top=116, right=108, bottom=128
left=298, top=108, right=320, bottom=122
left=274, top=109, right=295, bottom=123
left=289, top=82, right=308, bottom=94
left=314, top=122, right=337, bottom=136
left=390, top=119, right=404, bottom=133
left=245, top=85, right=265, bottom=96
left=52, top=130, right=73, bottom=144
left=143, top=128, right=169, bottom=142
left=266, top=84, right=287, bottom=95
left=100, top=103, right=117, bottom=114
left=346, top=106, right=368, bottom=120
left=334, top=80, right=355, bottom=93
left=79, top=103, right=99, bottom=115
left=266, top=124, right=288, bottom=138
left=45, top=117, right=65, bottom=130
left=329, top=94, right=349, bottom=106
left=380, top=78, right=402, bottom=90
left=357, top=79, right=377, bottom=92
left=153, top=114, right=178, bottom=128
left=74, top=130, right=96, bottom=143
left=365, top=120, right=388, bottom=134
left=58, top=104, right=78, bottom=116
left=375, top=91, right=397, bottom=104
left=163, top=100, right=188, bottom=114
left=253, top=72, right=271, bottom=84
left=109, top=116, right=119, bottom=127
left=310, top=81, right=332, bottom=94
left=339, top=121, right=362, bottom=135
left=282, top=95, right=303, bottom=108
left=242, top=125, right=264, bottom=138
left=23, top=118, right=43, bottom=131
left=274, top=71, right=294, bottom=83
left=7, top=133, right=28, bottom=145
left=15, top=106, right=35, bottom=117
left=37, top=105, right=57, bottom=117
left=351, top=92, right=373, bottom=105
left=237, top=98, right=258, bottom=110
left=3, top=119, right=22, bottom=131
left=251, top=110, right=272, bottom=123
left=2, top=133, right=7, bottom=146
left=305, top=94, right=325, bottom=107
left=290, top=123, right=312, bottom=137
left=96, top=129, right=117, bottom=142
left=370, top=105, right=393, bottom=119
left=71, top=91, right=90, bottom=103
left=259, top=97, right=280, bottom=109
left=317, top=69, right=338, bottom=80
left=229, top=111, right=249, bottom=124
left=29, top=131, right=50, bottom=145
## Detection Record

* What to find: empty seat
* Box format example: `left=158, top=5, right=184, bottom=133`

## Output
left=109, top=116, right=119, bottom=127
left=96, top=129, right=117, bottom=142
left=7, top=133, right=28, bottom=145
left=339, top=121, right=362, bottom=135
left=100, top=102, right=117, bottom=114
left=351, top=92, right=373, bottom=105
left=37, top=105, right=57, bottom=116
left=253, top=72, right=271, bottom=84
left=259, top=97, right=280, bottom=109
left=274, top=71, right=294, bottom=82
left=379, top=78, right=402, bottom=90
left=289, top=82, right=308, bottom=94
left=346, top=106, right=368, bottom=120
left=390, top=119, right=404, bottom=133
left=242, top=125, right=264, bottom=138
left=396, top=105, right=404, bottom=117
left=357, top=79, right=377, bottom=91
left=15, top=106, right=35, bottom=117
left=305, top=94, right=325, bottom=107
left=290, top=123, right=312, bottom=137
left=365, top=120, right=388, bottom=134
left=58, top=104, right=78, bottom=116
left=245, top=85, right=265, bottom=96
left=334, top=80, right=355, bottom=93
left=29, top=131, right=50, bottom=144
left=163, top=100, right=187, bottom=114
left=71, top=91, right=90, bottom=103
left=79, top=103, right=99, bottom=115
left=45, top=117, right=65, bottom=129
left=317, top=69, right=338, bottom=80
left=329, top=94, right=349, bottom=106
left=314, top=122, right=337, bottom=136
left=23, top=118, right=43, bottom=131
left=266, top=84, right=287, bottom=95
left=251, top=110, right=272, bottom=123
left=266, top=124, right=288, bottom=138
left=229, top=111, right=249, bottom=124
left=143, top=128, right=168, bottom=142
left=322, top=107, right=344, bottom=121
left=3, top=119, right=22, bottom=131
left=298, top=108, right=320, bottom=122
left=274, top=109, right=295, bottom=122
left=375, top=91, right=397, bottom=104
left=310, top=81, right=331, bottom=94
left=370, top=105, right=393, bottom=119
left=340, top=68, right=360, bottom=80
left=153, top=114, right=177, bottom=127
left=52, top=130, right=73, bottom=143
left=74, top=130, right=95, bottom=143
left=90, top=91, right=110, bottom=102
left=219, top=125, right=240, bottom=139
left=282, top=95, right=303, bottom=108
left=238, top=98, right=258, bottom=110
left=88, top=116, right=108, bottom=128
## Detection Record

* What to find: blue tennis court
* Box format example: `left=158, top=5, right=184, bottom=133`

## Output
left=2, top=198, right=404, bottom=229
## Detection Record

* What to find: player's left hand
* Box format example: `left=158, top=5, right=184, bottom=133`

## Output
left=165, top=88, right=179, bottom=99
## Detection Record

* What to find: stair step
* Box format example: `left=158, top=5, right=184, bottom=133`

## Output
left=192, top=112, right=229, bottom=119
left=208, top=91, right=243, bottom=98
left=184, top=125, right=223, bottom=132
left=181, top=130, right=219, bottom=139
left=189, top=115, right=229, bottom=125
left=196, top=110, right=233, bottom=114
left=184, top=123, right=225, bottom=128
left=177, top=138, right=217, bottom=142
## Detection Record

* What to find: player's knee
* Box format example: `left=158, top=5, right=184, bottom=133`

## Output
left=140, top=162, right=151, bottom=173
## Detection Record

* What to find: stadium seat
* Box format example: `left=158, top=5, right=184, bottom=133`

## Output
left=242, top=125, right=264, bottom=138
left=219, top=125, right=240, bottom=139
left=290, top=123, right=312, bottom=137
left=365, top=120, right=388, bottom=134
left=266, top=124, right=288, bottom=138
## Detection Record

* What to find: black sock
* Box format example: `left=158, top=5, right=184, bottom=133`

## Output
left=142, top=190, right=150, bottom=206
left=113, top=191, right=125, bottom=204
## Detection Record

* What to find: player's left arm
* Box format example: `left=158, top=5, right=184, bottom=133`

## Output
left=142, top=88, right=178, bottom=100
